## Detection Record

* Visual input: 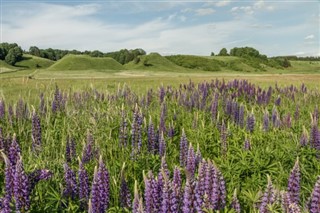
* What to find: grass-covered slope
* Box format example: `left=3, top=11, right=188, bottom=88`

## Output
left=15, top=54, right=55, bottom=69
left=124, top=53, right=187, bottom=72
left=48, top=54, right=124, bottom=71
left=0, top=60, right=17, bottom=73
left=166, top=55, right=224, bottom=71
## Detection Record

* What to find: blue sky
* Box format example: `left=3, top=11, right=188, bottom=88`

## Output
left=1, top=0, right=319, bottom=56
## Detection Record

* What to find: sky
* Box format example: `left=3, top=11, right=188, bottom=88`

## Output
left=1, top=0, right=319, bottom=56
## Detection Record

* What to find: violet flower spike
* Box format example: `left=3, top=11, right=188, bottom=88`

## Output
left=287, top=158, right=300, bottom=204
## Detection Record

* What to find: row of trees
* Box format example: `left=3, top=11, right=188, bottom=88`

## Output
left=28, top=46, right=146, bottom=65
left=0, top=43, right=23, bottom=65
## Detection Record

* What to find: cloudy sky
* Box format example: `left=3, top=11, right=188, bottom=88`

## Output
left=1, top=0, right=319, bottom=56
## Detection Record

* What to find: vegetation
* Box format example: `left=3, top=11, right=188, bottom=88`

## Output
left=0, top=78, right=319, bottom=212
left=0, top=43, right=23, bottom=65
left=166, top=55, right=223, bottom=71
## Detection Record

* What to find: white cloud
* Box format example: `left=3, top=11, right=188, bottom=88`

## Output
left=195, top=8, right=215, bottom=16
left=215, top=0, right=232, bottom=7
left=304, top=34, right=315, bottom=40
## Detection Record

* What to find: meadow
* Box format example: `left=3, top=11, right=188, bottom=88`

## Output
left=0, top=54, right=320, bottom=213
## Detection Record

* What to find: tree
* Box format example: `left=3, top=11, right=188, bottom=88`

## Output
left=211, top=52, right=215, bottom=56
left=29, top=46, right=41, bottom=57
left=218, top=48, right=228, bottom=56
left=4, top=46, right=23, bottom=65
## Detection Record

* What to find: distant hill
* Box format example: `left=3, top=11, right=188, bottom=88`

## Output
left=48, top=54, right=124, bottom=71
left=15, top=54, right=55, bottom=69
left=124, top=53, right=188, bottom=72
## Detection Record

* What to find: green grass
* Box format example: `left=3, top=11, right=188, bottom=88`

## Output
left=47, top=54, right=124, bottom=71
left=124, top=52, right=189, bottom=72
left=0, top=60, right=17, bottom=73
left=15, top=54, right=55, bottom=69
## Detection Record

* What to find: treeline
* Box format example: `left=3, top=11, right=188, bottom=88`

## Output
left=273, top=56, right=320, bottom=61
left=0, top=43, right=23, bottom=65
left=212, top=46, right=291, bottom=68
left=28, top=46, right=146, bottom=65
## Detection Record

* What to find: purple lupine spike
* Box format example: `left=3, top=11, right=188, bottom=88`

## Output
left=63, top=163, right=78, bottom=199
left=300, top=127, right=309, bottom=147
left=78, top=159, right=90, bottom=210
left=159, top=85, right=165, bottom=103
left=133, top=180, right=144, bottom=213
left=288, top=158, right=300, bottom=204
left=275, top=95, right=281, bottom=106
left=186, top=144, right=196, bottom=180
left=310, top=118, right=320, bottom=150
left=205, top=161, right=213, bottom=208
left=180, top=129, right=188, bottom=167
left=14, top=155, right=30, bottom=212
left=28, top=169, right=52, bottom=192
left=8, top=104, right=13, bottom=124
left=66, top=136, right=76, bottom=163
left=82, top=131, right=94, bottom=163
left=212, top=164, right=226, bottom=210
left=244, top=138, right=251, bottom=151
left=167, top=122, right=174, bottom=139
left=283, top=113, right=292, bottom=128
left=161, top=156, right=170, bottom=178
left=313, top=106, right=319, bottom=122
left=9, top=133, right=21, bottom=166
left=119, top=104, right=128, bottom=147
left=90, top=157, right=110, bottom=213
left=120, top=175, right=131, bottom=209
left=170, top=180, right=179, bottom=213
left=1, top=152, right=13, bottom=213
left=238, top=104, right=245, bottom=128
left=147, top=117, right=156, bottom=153
left=159, top=132, right=166, bottom=157
left=144, top=171, right=156, bottom=212
left=0, top=99, right=5, bottom=119
left=259, top=175, right=276, bottom=213
left=159, top=101, right=167, bottom=133
left=66, top=138, right=71, bottom=163
left=231, top=189, right=241, bottom=213
left=182, top=179, right=196, bottom=213
left=220, top=120, right=227, bottom=157
left=195, top=143, right=202, bottom=167
left=131, top=104, right=143, bottom=156
left=309, top=176, right=320, bottom=213
left=263, top=110, right=269, bottom=132
left=195, top=160, right=207, bottom=212
left=281, top=191, right=292, bottom=213
left=246, top=110, right=255, bottom=133
left=160, top=170, right=170, bottom=213
left=39, top=93, right=46, bottom=115
left=211, top=93, right=219, bottom=122
left=173, top=166, right=182, bottom=194
left=0, top=128, right=4, bottom=152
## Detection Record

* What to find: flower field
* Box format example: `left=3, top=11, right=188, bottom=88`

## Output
left=0, top=79, right=319, bottom=212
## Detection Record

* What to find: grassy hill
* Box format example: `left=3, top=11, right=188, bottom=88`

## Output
left=15, top=54, right=55, bottom=69
left=0, top=60, right=18, bottom=73
left=124, top=53, right=188, bottom=72
left=48, top=54, right=124, bottom=71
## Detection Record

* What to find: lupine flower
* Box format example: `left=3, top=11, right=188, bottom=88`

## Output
left=65, top=136, right=76, bottom=163
left=309, top=176, right=320, bottom=213
left=259, top=175, right=276, bottom=213
left=212, top=165, right=227, bottom=210
left=32, top=110, right=42, bottom=151
left=275, top=95, right=281, bottom=106
left=133, top=180, right=144, bottom=213
left=231, top=189, right=241, bottom=213
left=281, top=191, right=301, bottom=213
left=288, top=158, right=300, bottom=204
left=310, top=118, right=320, bottom=150
left=159, top=85, right=165, bottom=103
left=195, top=160, right=207, bottom=212
left=272, top=106, right=278, bottom=126
left=246, top=110, right=255, bottom=133
left=182, top=179, right=196, bottom=213
left=244, top=138, right=251, bottom=151
left=9, top=133, right=21, bottom=166
left=28, top=169, right=53, bottom=192
left=63, top=163, right=78, bottom=199
left=186, top=144, right=196, bottom=180
left=0, top=99, right=5, bottom=119
left=159, top=132, right=166, bottom=157
left=195, top=143, right=202, bottom=167
left=180, top=129, right=188, bottom=167
left=1, top=152, right=13, bottom=213
left=168, top=121, right=175, bottom=139
left=173, top=166, right=182, bottom=194
left=120, top=175, right=131, bottom=209
left=211, top=93, right=219, bottom=122
left=131, top=104, right=143, bottom=156
left=82, top=131, right=94, bottom=163
left=144, top=171, right=156, bottom=212
left=220, top=121, right=227, bottom=157
left=161, top=170, right=170, bottom=213
left=14, top=155, right=30, bottom=212
left=239, top=104, right=245, bottom=128
left=300, top=127, right=309, bottom=147
left=294, top=105, right=300, bottom=121
left=159, top=102, right=167, bottom=133
left=147, top=117, right=156, bottom=153
left=0, top=128, right=5, bottom=152
left=39, top=93, right=46, bottom=114
left=119, top=104, right=128, bottom=147
left=78, top=159, right=90, bottom=209
left=263, top=110, right=269, bottom=132
left=161, top=156, right=170, bottom=178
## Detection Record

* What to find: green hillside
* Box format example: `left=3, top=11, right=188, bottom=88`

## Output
left=0, top=60, right=17, bottom=73
left=15, top=54, right=55, bottom=69
left=48, top=54, right=124, bottom=71
left=124, top=53, right=187, bottom=72
left=166, top=55, right=224, bottom=71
